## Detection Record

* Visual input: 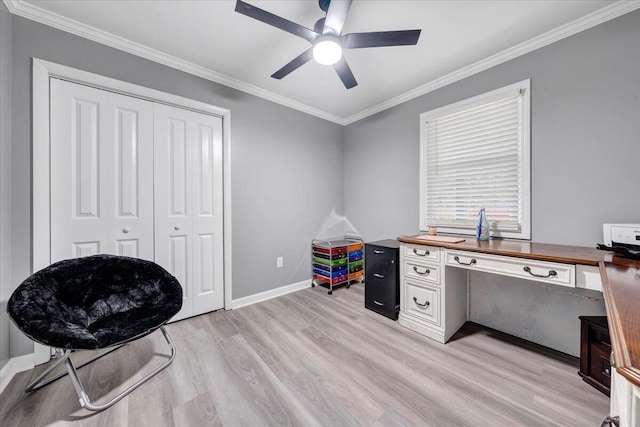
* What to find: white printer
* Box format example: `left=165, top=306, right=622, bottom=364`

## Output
left=602, top=223, right=640, bottom=259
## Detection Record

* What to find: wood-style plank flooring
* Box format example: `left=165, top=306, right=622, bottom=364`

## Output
left=0, top=283, right=608, bottom=426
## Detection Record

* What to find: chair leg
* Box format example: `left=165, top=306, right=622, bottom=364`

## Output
left=25, top=349, right=71, bottom=393
left=26, top=326, right=176, bottom=412
left=25, top=345, right=122, bottom=393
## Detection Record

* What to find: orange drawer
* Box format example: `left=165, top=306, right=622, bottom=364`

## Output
left=349, top=271, right=363, bottom=281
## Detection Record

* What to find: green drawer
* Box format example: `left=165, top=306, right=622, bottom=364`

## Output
left=313, top=257, right=348, bottom=267
left=348, top=260, right=363, bottom=269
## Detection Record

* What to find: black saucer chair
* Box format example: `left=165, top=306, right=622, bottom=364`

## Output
left=7, top=255, right=182, bottom=412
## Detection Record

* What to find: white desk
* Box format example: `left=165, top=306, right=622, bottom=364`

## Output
left=398, top=240, right=601, bottom=344
left=397, top=236, right=640, bottom=427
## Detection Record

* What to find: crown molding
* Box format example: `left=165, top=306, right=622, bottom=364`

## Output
left=4, top=0, right=639, bottom=127
left=342, top=0, right=640, bottom=125
left=3, top=0, right=346, bottom=125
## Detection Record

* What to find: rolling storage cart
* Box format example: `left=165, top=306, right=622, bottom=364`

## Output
left=312, top=236, right=364, bottom=295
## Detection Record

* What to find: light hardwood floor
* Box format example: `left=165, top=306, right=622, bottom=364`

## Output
left=0, top=283, right=608, bottom=426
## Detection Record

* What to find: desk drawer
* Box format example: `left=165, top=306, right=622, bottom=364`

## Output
left=403, top=259, right=441, bottom=285
left=445, top=250, right=575, bottom=287
left=403, top=280, right=440, bottom=326
left=403, top=244, right=440, bottom=263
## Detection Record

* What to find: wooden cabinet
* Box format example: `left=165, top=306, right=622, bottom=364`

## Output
left=364, top=240, right=399, bottom=320
left=578, top=316, right=611, bottom=396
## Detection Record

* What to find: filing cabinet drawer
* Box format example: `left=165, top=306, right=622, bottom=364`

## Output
left=404, top=280, right=440, bottom=326
left=403, top=258, right=440, bottom=285
left=403, top=244, right=440, bottom=263
left=445, top=250, right=575, bottom=287
left=365, top=275, right=399, bottom=320
left=365, top=245, right=398, bottom=280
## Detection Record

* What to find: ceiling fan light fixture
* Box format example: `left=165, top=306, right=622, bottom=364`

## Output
left=313, top=37, right=342, bottom=65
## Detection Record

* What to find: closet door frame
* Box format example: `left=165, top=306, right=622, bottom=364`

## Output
left=32, top=58, right=232, bottom=365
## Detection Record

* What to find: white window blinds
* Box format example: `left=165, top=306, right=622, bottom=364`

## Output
left=420, top=81, right=530, bottom=238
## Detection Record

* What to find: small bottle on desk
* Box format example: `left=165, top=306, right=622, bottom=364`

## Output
left=476, top=207, right=490, bottom=241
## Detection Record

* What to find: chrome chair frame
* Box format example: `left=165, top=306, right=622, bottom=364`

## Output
left=25, top=326, right=175, bottom=412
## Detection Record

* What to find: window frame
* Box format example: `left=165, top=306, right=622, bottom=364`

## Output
left=419, top=79, right=531, bottom=240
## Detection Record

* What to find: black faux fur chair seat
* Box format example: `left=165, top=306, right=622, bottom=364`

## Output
left=8, top=255, right=182, bottom=350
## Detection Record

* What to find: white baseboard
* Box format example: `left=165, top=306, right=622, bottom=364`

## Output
left=231, top=279, right=311, bottom=310
left=0, top=353, right=34, bottom=394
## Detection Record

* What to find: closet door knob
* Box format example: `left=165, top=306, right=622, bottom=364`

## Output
left=174, top=225, right=181, bottom=231
left=122, top=227, right=130, bottom=234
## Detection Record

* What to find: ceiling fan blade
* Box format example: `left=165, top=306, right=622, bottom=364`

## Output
left=235, top=0, right=318, bottom=43
left=342, top=30, right=421, bottom=49
left=333, top=57, right=358, bottom=89
left=271, top=48, right=314, bottom=80
left=323, top=0, right=352, bottom=35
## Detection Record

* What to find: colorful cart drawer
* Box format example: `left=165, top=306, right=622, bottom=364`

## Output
left=313, top=266, right=347, bottom=278
left=313, top=251, right=347, bottom=260
left=348, top=271, right=363, bottom=281
left=313, top=257, right=348, bottom=267
left=314, top=274, right=349, bottom=285
left=313, top=246, right=348, bottom=256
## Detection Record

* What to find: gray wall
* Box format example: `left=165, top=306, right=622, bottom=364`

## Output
left=0, top=0, right=12, bottom=371
left=8, top=15, right=344, bottom=358
left=345, top=10, right=640, bottom=246
left=344, top=10, right=640, bottom=355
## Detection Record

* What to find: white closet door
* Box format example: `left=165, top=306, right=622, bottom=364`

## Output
left=50, top=79, right=154, bottom=263
left=154, top=104, right=224, bottom=320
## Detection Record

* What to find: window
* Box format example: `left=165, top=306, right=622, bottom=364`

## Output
left=419, top=80, right=530, bottom=239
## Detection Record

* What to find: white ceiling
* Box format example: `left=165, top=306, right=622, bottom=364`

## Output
left=6, top=0, right=639, bottom=124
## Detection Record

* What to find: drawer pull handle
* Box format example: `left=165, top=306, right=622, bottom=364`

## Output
left=453, top=256, right=476, bottom=266
left=523, top=266, right=557, bottom=278
left=373, top=273, right=384, bottom=279
left=413, top=297, right=430, bottom=308
left=413, top=249, right=430, bottom=256
left=373, top=250, right=384, bottom=254
left=373, top=300, right=384, bottom=306
left=413, top=266, right=430, bottom=275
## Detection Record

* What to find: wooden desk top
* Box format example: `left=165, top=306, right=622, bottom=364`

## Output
left=601, top=259, right=640, bottom=388
left=397, top=235, right=640, bottom=388
left=397, top=235, right=613, bottom=265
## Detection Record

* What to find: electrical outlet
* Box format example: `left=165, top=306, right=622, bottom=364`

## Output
left=276, top=256, right=284, bottom=268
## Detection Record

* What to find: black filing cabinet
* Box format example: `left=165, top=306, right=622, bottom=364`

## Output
left=365, top=240, right=400, bottom=320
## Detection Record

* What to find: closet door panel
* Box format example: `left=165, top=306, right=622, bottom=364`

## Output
left=50, top=79, right=154, bottom=263
left=154, top=104, right=224, bottom=319
left=154, top=106, right=194, bottom=320
left=111, top=103, right=155, bottom=260
left=51, top=80, right=109, bottom=263
left=192, top=119, right=224, bottom=314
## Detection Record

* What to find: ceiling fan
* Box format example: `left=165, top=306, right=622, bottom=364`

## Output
left=235, top=0, right=421, bottom=89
